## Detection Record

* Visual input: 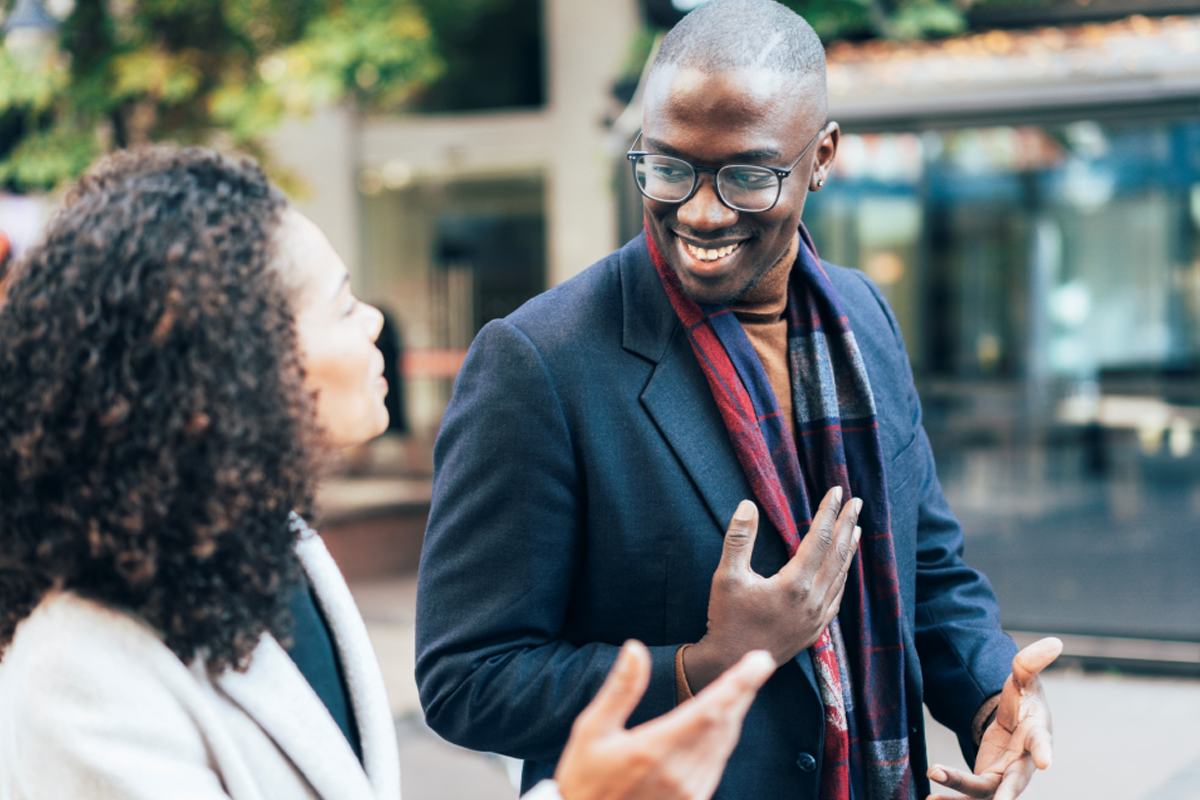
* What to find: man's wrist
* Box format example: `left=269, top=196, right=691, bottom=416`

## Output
left=681, top=638, right=735, bottom=694
left=971, top=693, right=1002, bottom=745
left=674, top=644, right=695, bottom=704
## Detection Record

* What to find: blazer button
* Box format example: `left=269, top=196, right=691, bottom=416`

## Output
left=796, top=752, right=818, bottom=773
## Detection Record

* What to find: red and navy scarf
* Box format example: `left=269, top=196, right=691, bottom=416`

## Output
left=648, top=225, right=914, bottom=800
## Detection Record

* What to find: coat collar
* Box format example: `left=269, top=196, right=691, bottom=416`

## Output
left=214, top=529, right=399, bottom=800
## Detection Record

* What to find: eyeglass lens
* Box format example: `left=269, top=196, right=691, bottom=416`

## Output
left=633, top=155, right=781, bottom=212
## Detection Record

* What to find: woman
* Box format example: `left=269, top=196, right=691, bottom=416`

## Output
left=0, top=147, right=774, bottom=800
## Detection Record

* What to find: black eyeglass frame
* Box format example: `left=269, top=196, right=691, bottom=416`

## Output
left=626, top=124, right=828, bottom=213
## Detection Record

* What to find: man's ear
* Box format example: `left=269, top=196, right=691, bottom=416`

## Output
left=810, top=122, right=839, bottom=191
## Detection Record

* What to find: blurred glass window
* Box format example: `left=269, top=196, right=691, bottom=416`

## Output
left=805, top=118, right=1200, bottom=642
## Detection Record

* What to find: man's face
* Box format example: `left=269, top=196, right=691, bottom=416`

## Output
left=641, top=66, right=837, bottom=305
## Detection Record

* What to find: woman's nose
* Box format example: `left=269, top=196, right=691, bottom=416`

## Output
left=362, top=303, right=384, bottom=343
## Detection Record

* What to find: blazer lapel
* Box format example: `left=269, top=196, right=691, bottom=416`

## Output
left=621, top=234, right=820, bottom=695
left=295, top=529, right=400, bottom=800
left=621, top=233, right=753, bottom=534
left=214, top=634, right=376, bottom=800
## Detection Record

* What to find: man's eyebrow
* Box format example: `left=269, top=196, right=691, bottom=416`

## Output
left=644, top=136, right=783, bottom=163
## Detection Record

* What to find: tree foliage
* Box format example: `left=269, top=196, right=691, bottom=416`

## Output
left=781, top=0, right=967, bottom=42
left=0, top=0, right=443, bottom=192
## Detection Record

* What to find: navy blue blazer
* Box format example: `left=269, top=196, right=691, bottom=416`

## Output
left=415, top=233, right=1018, bottom=798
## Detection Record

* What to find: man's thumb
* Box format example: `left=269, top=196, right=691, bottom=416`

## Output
left=719, top=500, right=759, bottom=574
left=1012, top=637, right=1063, bottom=685
left=578, top=640, right=652, bottom=734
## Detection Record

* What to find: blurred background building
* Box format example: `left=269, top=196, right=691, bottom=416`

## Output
left=1, top=0, right=1197, bottom=705
left=3, top=0, right=1200, bottom=796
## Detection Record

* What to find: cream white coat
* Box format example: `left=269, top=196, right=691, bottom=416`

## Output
left=0, top=527, right=399, bottom=800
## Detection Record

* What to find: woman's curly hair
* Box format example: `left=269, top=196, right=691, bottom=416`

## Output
left=0, top=147, right=321, bottom=673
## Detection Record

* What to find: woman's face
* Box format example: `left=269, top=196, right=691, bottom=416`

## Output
left=278, top=209, right=389, bottom=449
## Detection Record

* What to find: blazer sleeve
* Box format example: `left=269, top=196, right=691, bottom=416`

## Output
left=855, top=272, right=1019, bottom=764
left=415, top=318, right=679, bottom=763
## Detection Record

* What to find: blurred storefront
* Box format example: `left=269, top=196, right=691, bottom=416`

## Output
left=802, top=16, right=1200, bottom=647
left=272, top=0, right=640, bottom=441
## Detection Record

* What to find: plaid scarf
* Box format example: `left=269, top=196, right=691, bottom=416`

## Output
left=647, top=226, right=914, bottom=800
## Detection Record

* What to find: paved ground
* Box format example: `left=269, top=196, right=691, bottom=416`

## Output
left=936, top=442, right=1200, bottom=642
left=350, top=574, right=1200, bottom=800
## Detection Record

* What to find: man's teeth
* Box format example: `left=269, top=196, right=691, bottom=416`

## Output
left=685, top=241, right=741, bottom=262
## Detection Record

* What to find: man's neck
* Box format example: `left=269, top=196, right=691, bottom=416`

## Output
left=730, top=233, right=798, bottom=322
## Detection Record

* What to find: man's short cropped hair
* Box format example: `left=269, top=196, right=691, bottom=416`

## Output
left=651, top=0, right=826, bottom=80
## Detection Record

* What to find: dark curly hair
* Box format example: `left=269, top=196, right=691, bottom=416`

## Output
left=0, top=147, right=320, bottom=673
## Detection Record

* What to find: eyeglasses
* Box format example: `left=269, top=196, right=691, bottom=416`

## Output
left=626, top=126, right=826, bottom=213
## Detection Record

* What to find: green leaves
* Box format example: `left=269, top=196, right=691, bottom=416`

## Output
left=0, top=123, right=97, bottom=189
left=0, top=0, right=443, bottom=193
left=781, top=0, right=966, bottom=41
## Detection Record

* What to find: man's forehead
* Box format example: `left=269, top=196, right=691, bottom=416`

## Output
left=642, top=65, right=824, bottom=160
left=644, top=65, right=822, bottom=129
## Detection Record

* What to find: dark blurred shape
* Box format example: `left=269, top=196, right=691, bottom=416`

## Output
left=435, top=212, right=545, bottom=338
left=641, top=0, right=688, bottom=28
left=376, top=307, right=410, bottom=436
left=414, top=0, right=544, bottom=111
left=0, top=230, right=10, bottom=294
left=968, top=0, right=1200, bottom=28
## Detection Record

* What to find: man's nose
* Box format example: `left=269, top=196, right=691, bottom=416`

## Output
left=675, top=176, right=738, bottom=232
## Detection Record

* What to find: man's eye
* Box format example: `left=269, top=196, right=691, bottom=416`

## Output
left=651, top=164, right=689, bottom=183
left=727, top=168, right=775, bottom=190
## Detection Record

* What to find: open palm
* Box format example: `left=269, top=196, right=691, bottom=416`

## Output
left=928, top=637, right=1063, bottom=800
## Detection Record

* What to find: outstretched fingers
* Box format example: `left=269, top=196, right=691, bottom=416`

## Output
left=691, top=649, right=775, bottom=720
left=927, top=764, right=1002, bottom=799
left=1024, top=719, right=1054, bottom=770
left=640, top=650, right=775, bottom=759
left=574, top=640, right=652, bottom=737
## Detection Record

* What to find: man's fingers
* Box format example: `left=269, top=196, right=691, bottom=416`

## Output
left=1024, top=721, right=1054, bottom=770
left=696, top=649, right=776, bottom=711
left=927, top=764, right=1001, bottom=798
left=993, top=754, right=1037, bottom=800
left=1011, top=637, right=1063, bottom=686
left=717, top=500, right=760, bottom=575
left=576, top=640, right=651, bottom=735
left=645, top=650, right=775, bottom=751
left=806, top=491, right=862, bottom=587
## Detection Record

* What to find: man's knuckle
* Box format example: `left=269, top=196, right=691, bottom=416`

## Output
left=724, top=528, right=752, bottom=548
left=694, top=702, right=723, bottom=728
left=787, top=579, right=813, bottom=603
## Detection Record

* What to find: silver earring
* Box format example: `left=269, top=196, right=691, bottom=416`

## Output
left=816, top=179, right=825, bottom=188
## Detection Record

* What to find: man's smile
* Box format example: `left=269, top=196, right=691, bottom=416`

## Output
left=673, top=232, right=752, bottom=279
left=683, top=240, right=744, bottom=262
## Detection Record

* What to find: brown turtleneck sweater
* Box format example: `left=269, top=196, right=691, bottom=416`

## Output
left=729, top=234, right=800, bottom=439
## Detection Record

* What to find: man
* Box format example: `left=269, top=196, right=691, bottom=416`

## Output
left=416, top=2, right=1059, bottom=798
